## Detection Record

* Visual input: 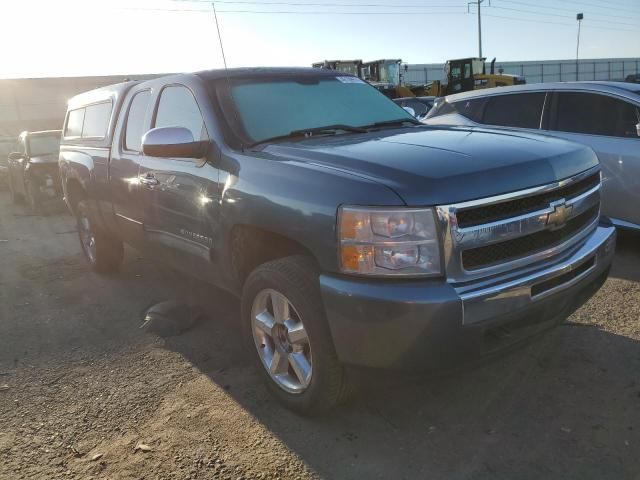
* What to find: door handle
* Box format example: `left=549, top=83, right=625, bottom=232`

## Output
left=139, top=173, right=159, bottom=187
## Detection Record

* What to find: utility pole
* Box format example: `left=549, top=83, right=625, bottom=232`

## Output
left=576, top=13, right=583, bottom=81
left=468, top=0, right=489, bottom=58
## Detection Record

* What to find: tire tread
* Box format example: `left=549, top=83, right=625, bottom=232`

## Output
left=77, top=200, right=124, bottom=273
left=242, top=255, right=352, bottom=414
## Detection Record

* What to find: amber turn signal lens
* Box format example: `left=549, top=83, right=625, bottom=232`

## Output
left=340, top=245, right=373, bottom=273
left=339, top=209, right=369, bottom=241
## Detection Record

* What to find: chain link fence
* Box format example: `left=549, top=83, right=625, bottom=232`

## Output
left=404, top=58, right=640, bottom=85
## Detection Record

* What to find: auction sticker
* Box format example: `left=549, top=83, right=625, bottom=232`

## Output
left=336, top=76, right=365, bottom=84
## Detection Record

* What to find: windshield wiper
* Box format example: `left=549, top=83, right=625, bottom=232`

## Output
left=291, top=124, right=368, bottom=136
left=250, top=124, right=367, bottom=148
left=361, top=118, right=421, bottom=130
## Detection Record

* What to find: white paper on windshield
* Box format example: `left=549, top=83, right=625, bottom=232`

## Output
left=335, top=76, right=365, bottom=84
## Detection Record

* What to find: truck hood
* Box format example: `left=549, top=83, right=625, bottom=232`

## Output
left=263, top=126, right=598, bottom=206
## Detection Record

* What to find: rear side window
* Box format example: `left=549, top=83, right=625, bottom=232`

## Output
left=64, top=101, right=112, bottom=139
left=451, top=97, right=488, bottom=122
left=65, top=109, right=85, bottom=137
left=125, top=91, right=152, bottom=152
left=155, top=86, right=207, bottom=142
left=82, top=102, right=112, bottom=138
left=482, top=93, right=546, bottom=129
left=555, top=92, right=640, bottom=138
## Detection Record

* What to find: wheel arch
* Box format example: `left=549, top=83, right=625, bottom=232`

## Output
left=64, top=177, right=88, bottom=216
left=228, top=224, right=317, bottom=289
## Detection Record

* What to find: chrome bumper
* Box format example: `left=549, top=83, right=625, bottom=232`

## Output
left=457, top=224, right=616, bottom=325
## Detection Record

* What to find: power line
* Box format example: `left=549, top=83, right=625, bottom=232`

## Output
left=109, top=3, right=640, bottom=31
left=482, top=12, right=637, bottom=32
left=173, top=0, right=640, bottom=20
left=486, top=5, right=639, bottom=27
left=115, top=6, right=465, bottom=14
left=171, top=0, right=464, bottom=7
left=495, top=0, right=640, bottom=21
left=212, top=9, right=464, bottom=14
left=555, top=0, right=640, bottom=15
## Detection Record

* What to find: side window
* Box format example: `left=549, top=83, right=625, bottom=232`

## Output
left=82, top=102, right=112, bottom=138
left=617, top=101, right=640, bottom=138
left=482, top=93, right=546, bottom=129
left=65, top=108, right=85, bottom=137
left=464, top=63, right=472, bottom=79
left=124, top=91, right=152, bottom=152
left=154, top=85, right=207, bottom=142
left=451, top=97, right=488, bottom=122
left=555, top=92, right=640, bottom=138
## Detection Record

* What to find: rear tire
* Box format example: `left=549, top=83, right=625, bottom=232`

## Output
left=26, top=181, right=41, bottom=214
left=76, top=200, right=124, bottom=273
left=241, top=255, right=352, bottom=415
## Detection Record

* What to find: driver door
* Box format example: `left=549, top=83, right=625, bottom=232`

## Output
left=138, top=84, right=220, bottom=280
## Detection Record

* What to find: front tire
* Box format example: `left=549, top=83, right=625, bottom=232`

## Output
left=241, top=256, right=352, bottom=414
left=76, top=200, right=124, bottom=273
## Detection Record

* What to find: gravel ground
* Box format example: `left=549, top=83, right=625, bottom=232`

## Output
left=0, top=192, right=639, bottom=480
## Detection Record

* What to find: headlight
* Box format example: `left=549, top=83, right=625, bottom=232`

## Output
left=338, top=206, right=441, bottom=276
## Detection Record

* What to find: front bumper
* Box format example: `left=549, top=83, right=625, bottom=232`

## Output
left=320, top=223, right=616, bottom=369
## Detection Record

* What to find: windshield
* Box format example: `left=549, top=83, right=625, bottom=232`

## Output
left=335, top=63, right=360, bottom=76
left=380, top=62, right=400, bottom=85
left=472, top=58, right=485, bottom=75
left=27, top=134, right=60, bottom=156
left=225, top=77, right=413, bottom=144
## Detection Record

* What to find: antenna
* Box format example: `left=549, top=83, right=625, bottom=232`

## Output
left=211, top=2, right=228, bottom=70
left=210, top=2, right=245, bottom=151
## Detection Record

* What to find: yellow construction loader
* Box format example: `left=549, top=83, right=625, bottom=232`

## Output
left=311, top=60, right=363, bottom=77
left=360, top=59, right=415, bottom=98
left=312, top=57, right=525, bottom=98
left=312, top=59, right=414, bottom=99
left=422, top=57, right=526, bottom=96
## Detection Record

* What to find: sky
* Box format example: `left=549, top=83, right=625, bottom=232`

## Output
left=0, top=0, right=638, bottom=78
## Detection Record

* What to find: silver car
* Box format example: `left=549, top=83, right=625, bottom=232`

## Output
left=424, top=82, right=640, bottom=231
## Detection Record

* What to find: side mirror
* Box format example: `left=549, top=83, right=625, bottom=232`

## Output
left=8, top=152, right=23, bottom=161
left=402, top=106, right=416, bottom=117
left=142, top=127, right=209, bottom=159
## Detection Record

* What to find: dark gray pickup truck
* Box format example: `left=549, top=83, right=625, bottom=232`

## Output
left=59, top=68, right=616, bottom=413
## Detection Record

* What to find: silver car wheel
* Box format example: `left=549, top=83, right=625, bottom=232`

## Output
left=251, top=289, right=312, bottom=394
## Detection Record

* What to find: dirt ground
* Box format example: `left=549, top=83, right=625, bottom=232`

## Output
left=0, top=192, right=639, bottom=480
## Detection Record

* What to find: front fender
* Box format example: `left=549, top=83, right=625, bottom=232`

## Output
left=219, top=152, right=405, bottom=275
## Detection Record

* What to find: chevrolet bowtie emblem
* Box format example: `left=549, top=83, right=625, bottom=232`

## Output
left=547, top=199, right=573, bottom=230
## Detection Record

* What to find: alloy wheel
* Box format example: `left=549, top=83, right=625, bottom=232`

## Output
left=251, top=289, right=313, bottom=394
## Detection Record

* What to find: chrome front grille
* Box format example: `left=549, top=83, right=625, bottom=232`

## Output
left=456, top=172, right=600, bottom=228
left=436, top=167, right=602, bottom=283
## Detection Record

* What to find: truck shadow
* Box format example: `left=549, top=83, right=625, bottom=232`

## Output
left=159, top=242, right=640, bottom=480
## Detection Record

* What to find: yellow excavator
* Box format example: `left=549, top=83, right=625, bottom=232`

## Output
left=422, top=57, right=526, bottom=96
